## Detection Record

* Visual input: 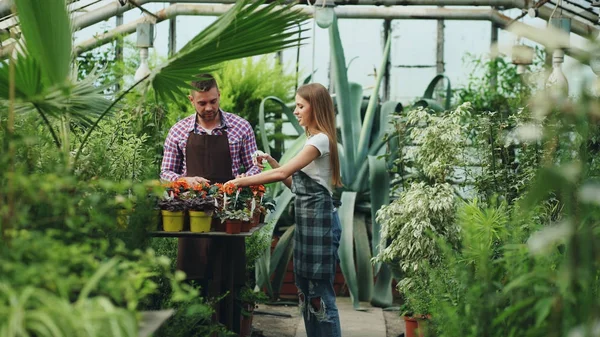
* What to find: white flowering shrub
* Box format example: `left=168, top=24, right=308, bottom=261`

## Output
left=375, top=104, right=471, bottom=272
left=405, top=102, right=471, bottom=182
left=375, top=182, right=459, bottom=272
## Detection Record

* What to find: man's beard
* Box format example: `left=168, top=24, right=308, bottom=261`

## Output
left=197, top=109, right=217, bottom=121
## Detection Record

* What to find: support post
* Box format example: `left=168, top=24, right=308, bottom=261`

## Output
left=436, top=6, right=445, bottom=102
left=491, top=10, right=499, bottom=90
left=168, top=2, right=177, bottom=56
left=382, top=18, right=392, bottom=101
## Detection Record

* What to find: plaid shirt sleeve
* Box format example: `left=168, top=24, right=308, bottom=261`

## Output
left=242, top=122, right=260, bottom=176
left=160, top=125, right=184, bottom=181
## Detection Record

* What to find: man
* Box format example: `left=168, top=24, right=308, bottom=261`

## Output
left=160, top=74, right=261, bottom=185
left=160, top=73, right=260, bottom=281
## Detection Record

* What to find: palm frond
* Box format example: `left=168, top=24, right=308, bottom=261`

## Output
left=0, top=51, right=43, bottom=99
left=151, top=0, right=308, bottom=102
left=32, top=73, right=114, bottom=128
left=14, top=0, right=72, bottom=86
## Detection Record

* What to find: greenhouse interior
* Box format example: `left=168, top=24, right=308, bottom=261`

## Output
left=1, top=0, right=600, bottom=336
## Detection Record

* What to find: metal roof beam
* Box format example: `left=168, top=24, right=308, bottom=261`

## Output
left=68, top=4, right=591, bottom=54
left=0, top=2, right=595, bottom=60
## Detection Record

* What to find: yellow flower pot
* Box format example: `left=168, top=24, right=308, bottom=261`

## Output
left=162, top=210, right=184, bottom=232
left=189, top=211, right=212, bottom=233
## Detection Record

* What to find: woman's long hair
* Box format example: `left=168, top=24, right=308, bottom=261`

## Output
left=297, top=83, right=342, bottom=187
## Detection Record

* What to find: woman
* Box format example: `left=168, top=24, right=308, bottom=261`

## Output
left=227, top=83, right=342, bottom=337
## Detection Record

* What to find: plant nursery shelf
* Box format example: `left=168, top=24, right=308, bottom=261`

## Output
left=149, top=223, right=265, bottom=237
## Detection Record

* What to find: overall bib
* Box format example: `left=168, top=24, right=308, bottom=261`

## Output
left=176, top=129, right=234, bottom=279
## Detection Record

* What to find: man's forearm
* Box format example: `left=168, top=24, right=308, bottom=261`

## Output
left=160, top=170, right=181, bottom=182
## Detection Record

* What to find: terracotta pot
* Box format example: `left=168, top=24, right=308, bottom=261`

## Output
left=252, top=213, right=260, bottom=226
left=240, top=303, right=254, bottom=337
left=404, top=316, right=421, bottom=337
left=241, top=221, right=252, bottom=232
left=225, top=219, right=242, bottom=234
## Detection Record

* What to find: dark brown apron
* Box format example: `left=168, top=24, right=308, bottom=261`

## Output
left=176, top=128, right=234, bottom=279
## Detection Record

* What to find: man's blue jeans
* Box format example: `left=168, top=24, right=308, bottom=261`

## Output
left=295, top=211, right=342, bottom=337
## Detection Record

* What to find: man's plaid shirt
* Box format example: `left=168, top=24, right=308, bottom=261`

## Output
left=291, top=170, right=337, bottom=280
left=160, top=111, right=260, bottom=181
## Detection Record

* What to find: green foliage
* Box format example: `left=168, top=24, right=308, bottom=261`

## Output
left=245, top=222, right=275, bottom=271
left=471, top=107, right=543, bottom=203
left=76, top=48, right=118, bottom=93
left=401, top=67, right=600, bottom=336
left=453, top=53, right=546, bottom=204
left=73, top=112, right=154, bottom=181
left=0, top=283, right=139, bottom=337
left=404, top=103, right=471, bottom=183
left=376, top=104, right=473, bottom=274
left=456, top=51, right=545, bottom=116
left=215, top=56, right=296, bottom=157
left=375, top=182, right=459, bottom=273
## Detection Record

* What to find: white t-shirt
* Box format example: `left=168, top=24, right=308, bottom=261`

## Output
left=301, top=133, right=332, bottom=194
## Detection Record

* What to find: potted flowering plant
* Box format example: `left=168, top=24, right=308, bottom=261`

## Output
left=215, top=183, right=252, bottom=233
left=184, top=182, right=217, bottom=233
left=249, top=185, right=266, bottom=226
left=157, top=180, right=190, bottom=232
left=219, top=209, right=251, bottom=234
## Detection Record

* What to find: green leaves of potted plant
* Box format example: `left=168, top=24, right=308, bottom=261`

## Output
left=218, top=209, right=251, bottom=234
left=238, top=286, right=268, bottom=337
left=185, top=182, right=217, bottom=233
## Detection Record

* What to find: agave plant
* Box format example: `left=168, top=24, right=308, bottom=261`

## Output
left=0, top=0, right=308, bottom=169
left=255, top=15, right=402, bottom=308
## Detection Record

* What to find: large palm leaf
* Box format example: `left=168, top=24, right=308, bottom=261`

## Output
left=151, top=0, right=308, bottom=102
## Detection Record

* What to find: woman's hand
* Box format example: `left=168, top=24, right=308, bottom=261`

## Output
left=252, top=151, right=280, bottom=170
left=225, top=178, right=241, bottom=188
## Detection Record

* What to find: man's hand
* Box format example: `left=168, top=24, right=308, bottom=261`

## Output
left=180, top=176, right=210, bottom=187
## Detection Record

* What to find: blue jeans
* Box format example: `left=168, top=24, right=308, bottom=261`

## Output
left=295, top=211, right=342, bottom=337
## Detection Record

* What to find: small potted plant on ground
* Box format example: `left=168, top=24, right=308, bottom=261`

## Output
left=157, top=180, right=189, bottom=232
left=238, top=286, right=268, bottom=337
left=184, top=182, right=216, bottom=233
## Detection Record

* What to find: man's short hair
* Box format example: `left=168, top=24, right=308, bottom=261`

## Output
left=191, top=74, right=218, bottom=92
